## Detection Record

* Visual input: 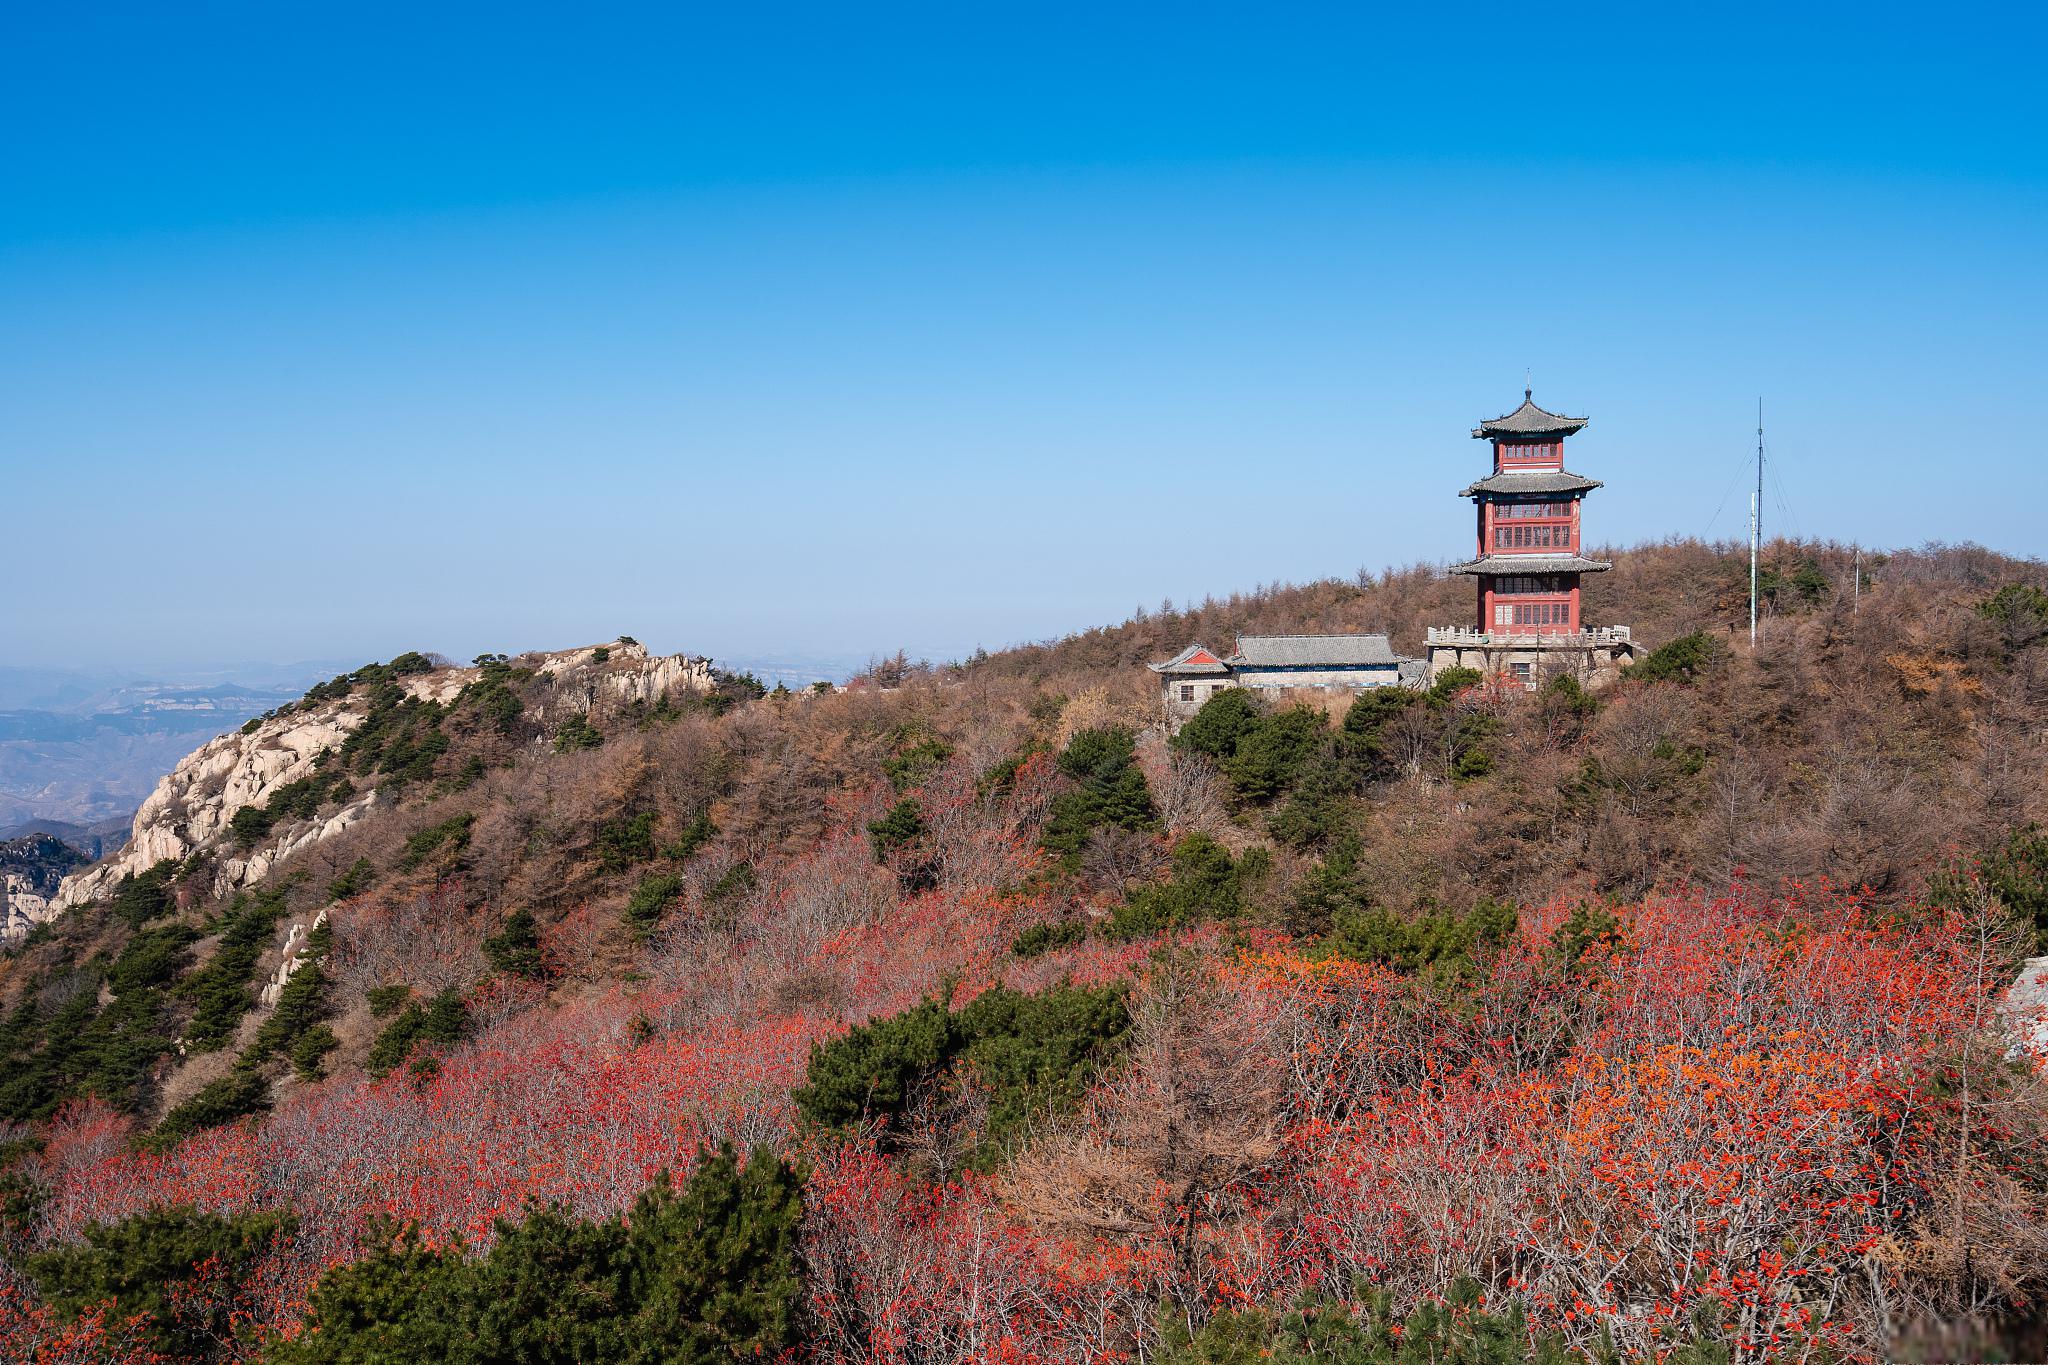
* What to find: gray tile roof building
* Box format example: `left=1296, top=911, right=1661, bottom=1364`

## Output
left=1150, top=633, right=1421, bottom=723
left=1228, top=634, right=1402, bottom=667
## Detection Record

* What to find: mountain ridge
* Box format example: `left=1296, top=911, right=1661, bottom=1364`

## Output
left=43, top=640, right=719, bottom=922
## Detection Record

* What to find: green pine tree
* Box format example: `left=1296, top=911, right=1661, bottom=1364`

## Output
left=483, top=908, right=546, bottom=979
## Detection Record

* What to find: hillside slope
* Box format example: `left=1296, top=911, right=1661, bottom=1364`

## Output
left=44, top=642, right=714, bottom=918
left=3, top=538, right=2047, bottom=1362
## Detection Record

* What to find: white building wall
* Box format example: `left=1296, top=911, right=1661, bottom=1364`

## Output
left=1233, top=665, right=1403, bottom=690
left=1161, top=676, right=1235, bottom=722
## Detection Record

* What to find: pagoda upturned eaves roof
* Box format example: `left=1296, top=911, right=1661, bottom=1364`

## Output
left=1459, top=470, right=1603, bottom=498
left=1452, top=553, right=1612, bottom=577
left=1472, top=391, right=1589, bottom=440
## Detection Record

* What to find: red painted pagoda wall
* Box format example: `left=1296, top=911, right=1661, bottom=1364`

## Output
left=1479, top=580, right=1580, bottom=634
left=1469, top=439, right=1584, bottom=636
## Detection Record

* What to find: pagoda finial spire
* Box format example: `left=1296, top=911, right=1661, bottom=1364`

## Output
left=1524, top=367, right=1531, bottom=401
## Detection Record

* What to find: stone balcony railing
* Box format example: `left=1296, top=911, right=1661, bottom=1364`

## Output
left=1426, top=625, right=1633, bottom=648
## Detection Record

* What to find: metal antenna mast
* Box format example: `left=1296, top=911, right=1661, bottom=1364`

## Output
left=1749, top=398, right=1763, bottom=646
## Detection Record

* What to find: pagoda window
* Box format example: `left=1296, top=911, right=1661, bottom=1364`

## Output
left=1494, top=574, right=1566, bottom=595
left=1495, top=601, right=1569, bottom=627
left=1510, top=602, right=1571, bottom=626
left=1498, top=501, right=1573, bottom=518
left=1179, top=685, right=1196, bottom=702
left=1493, top=524, right=1571, bottom=549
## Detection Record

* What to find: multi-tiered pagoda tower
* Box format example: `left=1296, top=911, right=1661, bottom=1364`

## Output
left=1424, top=390, right=1635, bottom=688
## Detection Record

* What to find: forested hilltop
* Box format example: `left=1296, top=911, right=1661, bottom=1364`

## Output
left=4, top=537, right=2047, bottom=1363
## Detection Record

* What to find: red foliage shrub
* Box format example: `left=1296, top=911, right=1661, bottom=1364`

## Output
left=21, top=863, right=2045, bottom=1362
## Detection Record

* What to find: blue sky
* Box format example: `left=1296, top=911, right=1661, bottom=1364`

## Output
left=3, top=2, right=2043, bottom=674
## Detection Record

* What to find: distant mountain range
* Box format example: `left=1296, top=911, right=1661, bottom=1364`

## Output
left=0, top=814, right=134, bottom=857
left=0, top=663, right=352, bottom=834
left=719, top=650, right=902, bottom=690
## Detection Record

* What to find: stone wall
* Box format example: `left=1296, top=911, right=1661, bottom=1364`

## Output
left=1160, top=677, right=1234, bottom=725
left=1232, top=664, right=1405, bottom=691
left=1160, top=663, right=1409, bottom=727
left=1423, top=630, right=1635, bottom=690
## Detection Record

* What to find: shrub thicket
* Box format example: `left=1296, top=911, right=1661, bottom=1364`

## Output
left=482, top=908, right=545, bottom=979
left=26, top=1206, right=291, bottom=1361
left=1042, top=727, right=1157, bottom=868
left=1108, top=834, right=1270, bottom=939
left=366, top=989, right=469, bottom=1077
left=270, top=1146, right=804, bottom=1365
left=795, top=982, right=1130, bottom=1167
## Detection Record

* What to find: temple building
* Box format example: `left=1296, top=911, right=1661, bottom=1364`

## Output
left=1423, top=390, right=1635, bottom=687
left=1150, top=635, right=1424, bottom=724
left=1149, top=387, right=1632, bottom=722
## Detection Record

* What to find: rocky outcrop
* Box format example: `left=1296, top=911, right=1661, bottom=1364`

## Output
left=530, top=642, right=715, bottom=721
left=34, top=642, right=711, bottom=927
left=1, top=877, right=52, bottom=937
left=0, top=834, right=84, bottom=935
left=2007, top=956, right=2048, bottom=1058
left=225, top=790, right=388, bottom=889
left=260, top=907, right=328, bottom=1008
left=50, top=696, right=377, bottom=912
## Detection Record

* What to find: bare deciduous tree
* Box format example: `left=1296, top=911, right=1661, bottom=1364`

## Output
left=1005, top=952, right=1284, bottom=1338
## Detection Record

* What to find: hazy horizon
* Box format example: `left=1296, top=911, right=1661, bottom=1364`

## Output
left=7, top=527, right=2040, bottom=685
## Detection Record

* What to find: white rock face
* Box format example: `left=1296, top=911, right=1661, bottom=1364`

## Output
left=2006, top=956, right=2048, bottom=1058
left=38, top=642, right=711, bottom=925
left=52, top=704, right=368, bottom=912
left=530, top=640, right=715, bottom=721
left=222, top=791, right=387, bottom=889
left=260, top=907, right=328, bottom=1008
left=1, top=876, right=52, bottom=937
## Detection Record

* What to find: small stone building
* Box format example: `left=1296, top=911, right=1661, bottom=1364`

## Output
left=1151, top=634, right=1423, bottom=723
left=1151, top=645, right=1234, bottom=722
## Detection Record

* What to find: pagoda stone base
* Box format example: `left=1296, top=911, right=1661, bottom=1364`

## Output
left=1424, top=626, right=1635, bottom=690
